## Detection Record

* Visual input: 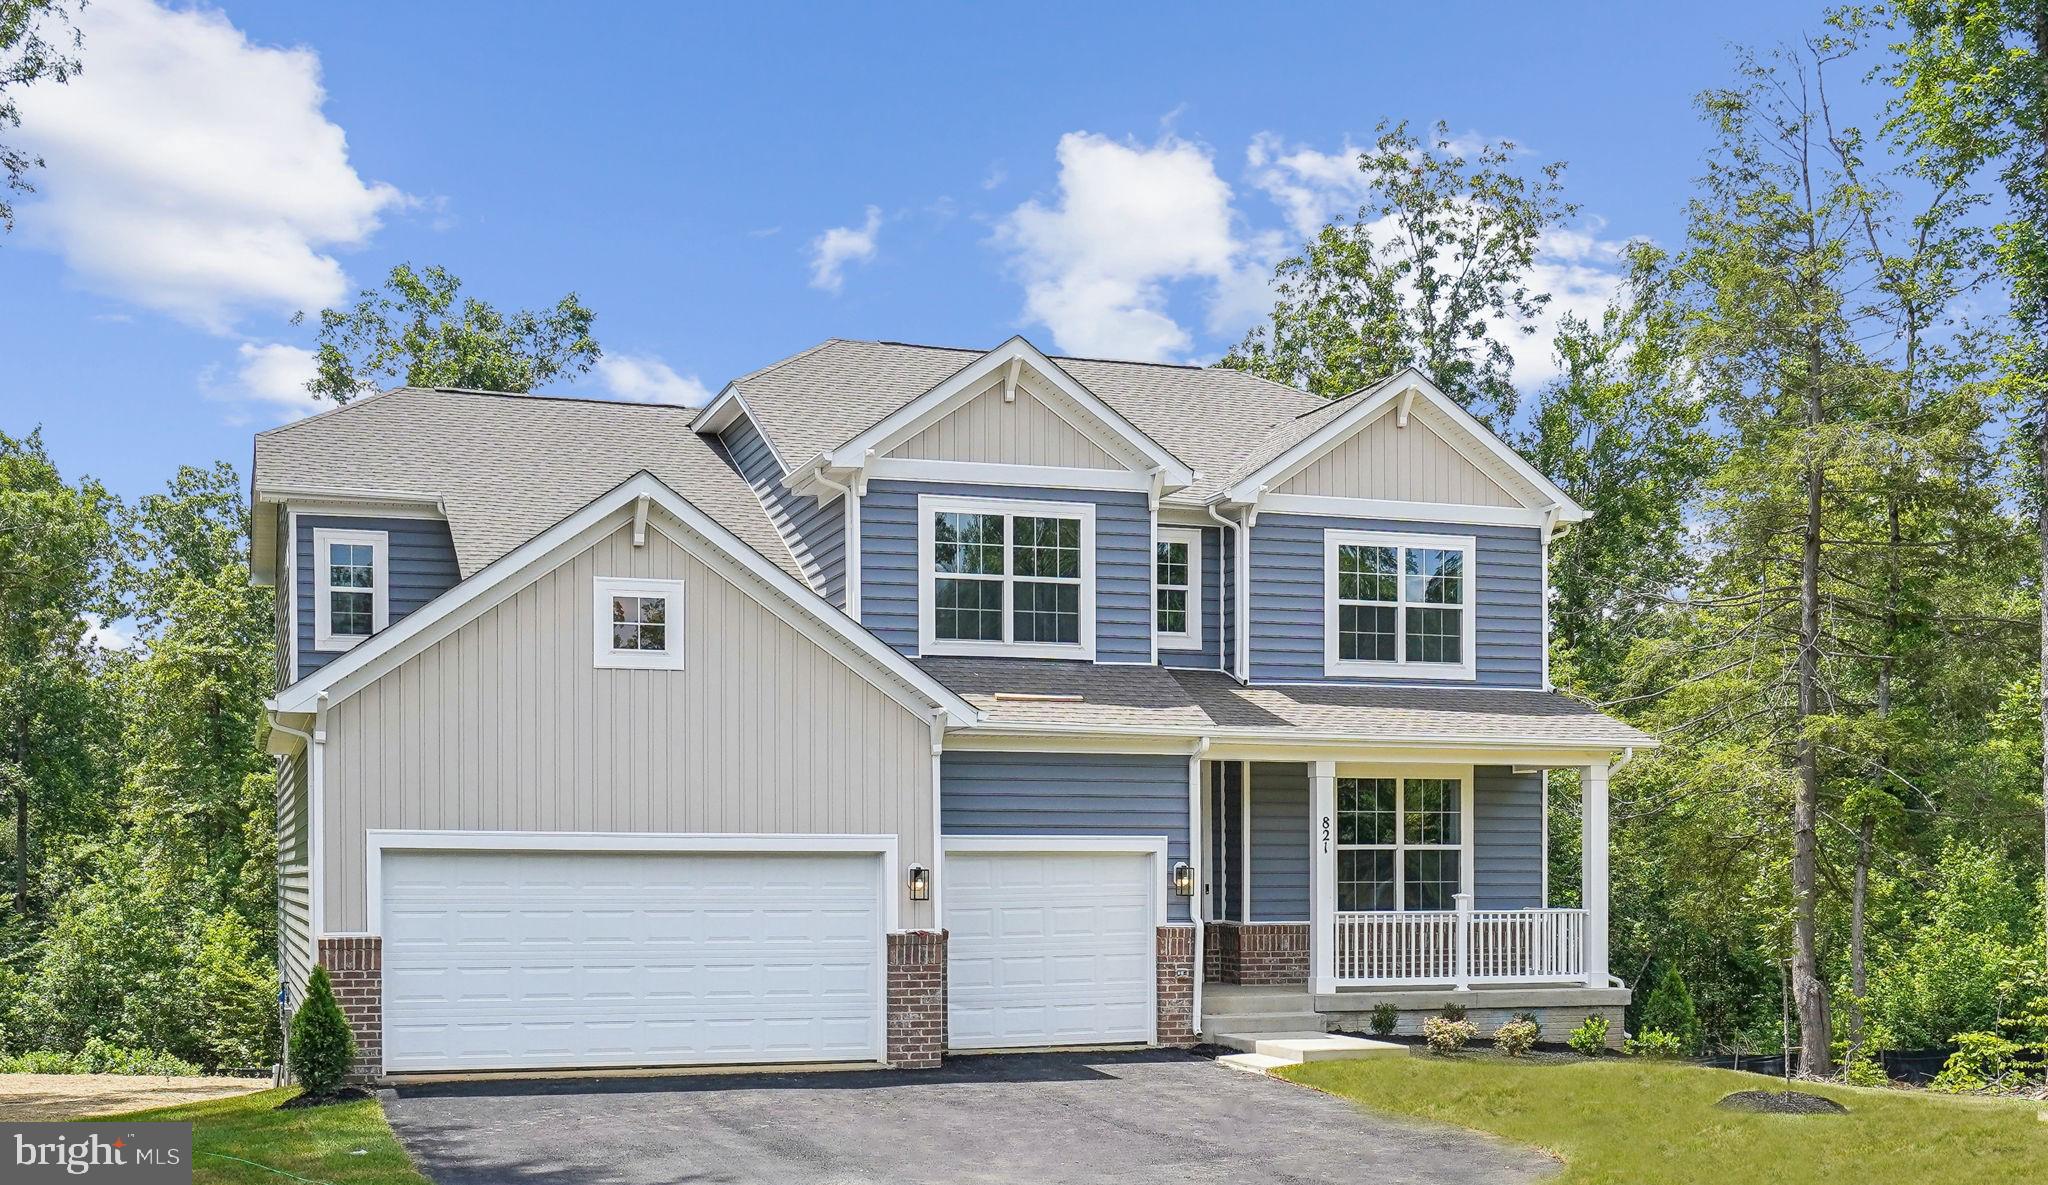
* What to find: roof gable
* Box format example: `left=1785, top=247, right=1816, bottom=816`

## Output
left=1273, top=402, right=1522, bottom=507
left=883, top=375, right=1125, bottom=470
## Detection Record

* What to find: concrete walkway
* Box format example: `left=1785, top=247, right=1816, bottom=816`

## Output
left=384, top=1050, right=1556, bottom=1185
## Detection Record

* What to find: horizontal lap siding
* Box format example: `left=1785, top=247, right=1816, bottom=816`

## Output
left=296, top=514, right=460, bottom=682
left=1474, top=766, right=1545, bottom=909
left=1247, top=513, right=1543, bottom=687
left=322, top=520, right=936, bottom=932
left=718, top=416, right=846, bottom=606
left=1249, top=763, right=1309, bottom=921
left=276, top=750, right=311, bottom=1000
left=941, top=751, right=1190, bottom=922
left=1158, top=525, right=1223, bottom=671
left=860, top=481, right=1152, bottom=662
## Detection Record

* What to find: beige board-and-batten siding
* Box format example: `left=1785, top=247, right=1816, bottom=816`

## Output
left=885, top=374, right=1125, bottom=470
left=318, top=518, right=938, bottom=932
left=1275, top=406, right=1522, bottom=507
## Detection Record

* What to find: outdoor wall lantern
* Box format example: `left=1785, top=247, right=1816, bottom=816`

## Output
left=907, top=864, right=931, bottom=902
left=1171, top=860, right=1195, bottom=898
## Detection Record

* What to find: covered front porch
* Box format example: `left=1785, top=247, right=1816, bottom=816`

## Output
left=1197, top=752, right=1618, bottom=996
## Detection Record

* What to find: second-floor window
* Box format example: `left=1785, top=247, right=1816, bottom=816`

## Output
left=917, top=495, right=1096, bottom=660
left=1155, top=527, right=1202, bottom=651
left=311, top=527, right=388, bottom=652
left=593, top=577, right=685, bottom=670
left=1323, top=529, right=1476, bottom=680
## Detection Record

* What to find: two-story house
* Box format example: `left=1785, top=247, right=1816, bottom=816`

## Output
left=255, top=336, right=1649, bottom=1079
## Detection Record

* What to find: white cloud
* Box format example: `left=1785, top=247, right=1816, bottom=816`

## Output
left=12, top=0, right=404, bottom=330
left=809, top=205, right=882, bottom=293
left=231, top=341, right=323, bottom=414
left=596, top=354, right=712, bottom=405
left=996, top=132, right=1254, bottom=362
left=82, top=613, right=132, bottom=651
left=1246, top=133, right=1371, bottom=241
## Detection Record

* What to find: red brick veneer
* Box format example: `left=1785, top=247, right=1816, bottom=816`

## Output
left=314, top=936, right=383, bottom=1082
left=1203, top=921, right=1310, bottom=985
left=1156, top=925, right=1196, bottom=1046
left=887, top=929, right=948, bottom=1069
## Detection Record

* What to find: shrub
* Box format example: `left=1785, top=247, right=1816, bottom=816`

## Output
left=1494, top=1018, right=1539, bottom=1057
left=1842, top=1051, right=1890, bottom=1088
left=289, top=967, right=356, bottom=1097
left=1930, top=1031, right=2022, bottom=1094
left=1567, top=1014, right=1611, bottom=1057
left=1422, top=1016, right=1476, bottom=1055
left=1438, top=1002, right=1468, bottom=1022
left=1623, top=1029, right=1685, bottom=1058
left=1368, top=1003, right=1398, bottom=1036
left=0, top=1042, right=200, bottom=1076
left=1512, top=1011, right=1542, bottom=1036
left=1639, top=965, right=1701, bottom=1055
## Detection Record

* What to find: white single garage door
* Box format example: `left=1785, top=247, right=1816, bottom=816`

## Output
left=944, top=846, right=1156, bottom=1048
left=380, top=848, right=884, bottom=1073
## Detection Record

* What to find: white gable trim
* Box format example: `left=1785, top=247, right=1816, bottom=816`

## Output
left=1220, top=368, right=1586, bottom=520
left=805, top=337, right=1195, bottom=490
left=690, top=387, right=792, bottom=474
left=270, top=471, right=977, bottom=727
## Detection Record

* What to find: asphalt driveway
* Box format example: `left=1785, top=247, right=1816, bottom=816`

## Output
left=382, top=1050, right=1555, bottom=1185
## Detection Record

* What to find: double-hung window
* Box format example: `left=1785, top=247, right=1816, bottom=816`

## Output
left=311, top=527, right=388, bottom=652
left=1154, top=526, right=1202, bottom=651
left=1324, top=529, right=1476, bottom=679
left=593, top=577, right=685, bottom=670
left=1335, top=773, right=1468, bottom=911
left=918, top=495, right=1095, bottom=659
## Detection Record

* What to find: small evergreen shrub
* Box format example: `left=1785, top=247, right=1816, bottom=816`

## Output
left=1438, top=1002, right=1467, bottom=1022
left=1493, top=1018, right=1540, bottom=1057
left=1422, top=1015, right=1476, bottom=1055
left=1368, top=1002, right=1398, bottom=1036
left=1639, top=965, right=1702, bottom=1054
left=1930, top=1031, right=2021, bottom=1093
left=1567, top=1014, right=1611, bottom=1057
left=1623, top=1029, right=1685, bottom=1058
left=289, top=967, right=356, bottom=1098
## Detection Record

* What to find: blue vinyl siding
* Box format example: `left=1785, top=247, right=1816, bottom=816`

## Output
left=1157, top=525, right=1224, bottom=670
left=1246, top=513, right=1544, bottom=687
left=942, top=750, right=1190, bottom=921
left=1474, top=765, right=1545, bottom=909
left=1248, top=762, right=1310, bottom=921
left=859, top=480, right=1152, bottom=662
left=718, top=415, right=846, bottom=605
left=294, top=514, right=459, bottom=681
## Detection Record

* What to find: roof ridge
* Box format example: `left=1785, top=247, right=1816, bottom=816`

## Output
left=725, top=337, right=851, bottom=389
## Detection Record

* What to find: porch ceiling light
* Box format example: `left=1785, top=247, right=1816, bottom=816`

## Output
left=907, top=864, right=931, bottom=902
left=1171, top=860, right=1194, bottom=898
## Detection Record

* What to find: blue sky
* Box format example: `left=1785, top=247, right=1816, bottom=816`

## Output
left=4, top=0, right=1850, bottom=505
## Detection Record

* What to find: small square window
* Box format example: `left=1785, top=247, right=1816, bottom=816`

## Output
left=594, top=578, right=684, bottom=670
left=312, top=528, right=388, bottom=652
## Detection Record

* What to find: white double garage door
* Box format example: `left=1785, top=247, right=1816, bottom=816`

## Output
left=377, top=837, right=1160, bottom=1073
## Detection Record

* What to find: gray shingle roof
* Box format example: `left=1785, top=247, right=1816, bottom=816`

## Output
left=253, top=387, right=806, bottom=582
left=718, top=339, right=1327, bottom=505
left=914, top=657, right=1652, bottom=748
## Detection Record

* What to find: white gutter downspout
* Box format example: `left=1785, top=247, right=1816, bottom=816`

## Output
left=265, top=710, right=314, bottom=1084
left=1203, top=502, right=1246, bottom=682
left=811, top=462, right=860, bottom=616
left=308, top=693, right=328, bottom=961
left=927, top=709, right=946, bottom=932
left=1188, top=736, right=1211, bottom=1032
left=1539, top=504, right=1560, bottom=691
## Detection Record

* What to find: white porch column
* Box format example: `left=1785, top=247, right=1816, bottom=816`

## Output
left=1310, top=759, right=1336, bottom=994
left=1581, top=761, right=1611, bottom=988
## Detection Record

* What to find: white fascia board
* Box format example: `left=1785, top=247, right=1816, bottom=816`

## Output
left=271, top=471, right=977, bottom=727
left=1220, top=368, right=1587, bottom=520
left=690, top=387, right=792, bottom=474
left=1258, top=494, right=1556, bottom=528
left=822, top=336, right=1195, bottom=488
left=864, top=457, right=1155, bottom=492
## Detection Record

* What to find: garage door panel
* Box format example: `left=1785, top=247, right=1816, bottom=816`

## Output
left=945, top=848, right=1156, bottom=1049
left=381, top=848, right=883, bottom=1072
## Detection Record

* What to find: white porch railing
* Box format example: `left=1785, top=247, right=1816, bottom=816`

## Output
left=1333, top=900, right=1588, bottom=988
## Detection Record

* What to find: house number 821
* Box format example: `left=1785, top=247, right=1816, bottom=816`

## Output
left=1321, top=815, right=1330, bottom=853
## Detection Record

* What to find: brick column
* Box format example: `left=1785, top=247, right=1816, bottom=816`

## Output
left=886, top=929, right=947, bottom=1069
left=315, top=937, right=383, bottom=1082
left=1156, top=924, right=1196, bottom=1046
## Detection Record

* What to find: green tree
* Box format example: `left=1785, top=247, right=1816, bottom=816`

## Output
left=1640, top=964, right=1705, bottom=1054
left=0, top=0, right=82, bottom=233
left=289, top=967, right=355, bottom=1096
left=1222, top=120, right=1575, bottom=425
left=300, top=263, right=602, bottom=404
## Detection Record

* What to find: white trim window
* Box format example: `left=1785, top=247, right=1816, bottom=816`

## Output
left=311, top=528, right=389, bottom=652
left=917, top=495, right=1096, bottom=660
left=593, top=577, right=685, bottom=670
left=1323, top=529, right=1476, bottom=680
left=1154, top=527, right=1202, bottom=651
left=1335, top=773, right=1469, bottom=911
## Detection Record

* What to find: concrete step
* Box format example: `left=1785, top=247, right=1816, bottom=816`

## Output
left=1199, top=1011, right=1323, bottom=1036
left=1215, top=1031, right=1407, bottom=1064
left=1201, top=986, right=1316, bottom=1014
left=1216, top=1052, right=1294, bottom=1074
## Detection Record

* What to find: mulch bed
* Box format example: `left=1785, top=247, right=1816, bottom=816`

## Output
left=1715, top=1089, right=1848, bottom=1115
left=278, top=1086, right=374, bottom=1110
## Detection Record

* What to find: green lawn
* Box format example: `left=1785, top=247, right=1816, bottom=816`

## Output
left=101, top=1088, right=427, bottom=1185
left=1282, top=1055, right=2048, bottom=1185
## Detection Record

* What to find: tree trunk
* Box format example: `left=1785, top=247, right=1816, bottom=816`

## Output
left=1849, top=815, right=1872, bottom=1059
left=1793, top=342, right=1832, bottom=1078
